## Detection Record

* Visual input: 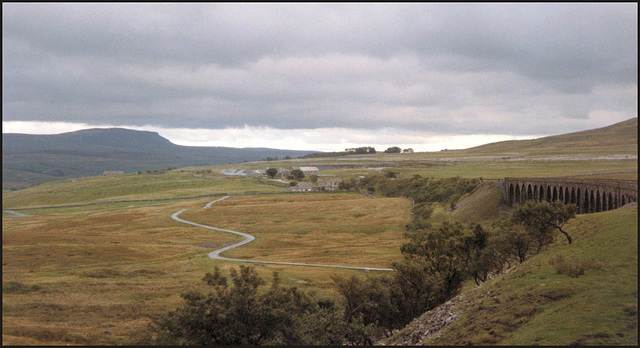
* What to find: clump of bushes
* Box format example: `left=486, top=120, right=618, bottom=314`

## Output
left=549, top=255, right=601, bottom=278
left=359, top=175, right=480, bottom=206
left=152, top=266, right=351, bottom=346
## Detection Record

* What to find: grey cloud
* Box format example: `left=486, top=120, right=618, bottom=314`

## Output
left=2, top=3, right=637, bottom=138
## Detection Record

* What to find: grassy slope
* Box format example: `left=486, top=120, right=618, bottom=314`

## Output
left=387, top=205, right=638, bottom=346
left=465, top=117, right=638, bottom=156
left=1, top=171, right=285, bottom=211
left=449, top=180, right=506, bottom=223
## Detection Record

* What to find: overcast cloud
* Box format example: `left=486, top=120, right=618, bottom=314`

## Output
left=2, top=3, right=637, bottom=151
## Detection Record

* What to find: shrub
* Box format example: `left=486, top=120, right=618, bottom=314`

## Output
left=549, top=255, right=601, bottom=278
left=152, top=266, right=348, bottom=346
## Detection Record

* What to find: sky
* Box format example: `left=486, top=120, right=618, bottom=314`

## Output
left=2, top=3, right=637, bottom=152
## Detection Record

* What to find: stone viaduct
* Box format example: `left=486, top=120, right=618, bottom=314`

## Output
left=503, top=177, right=638, bottom=214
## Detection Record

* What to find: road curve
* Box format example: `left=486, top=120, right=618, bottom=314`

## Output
left=171, top=196, right=394, bottom=272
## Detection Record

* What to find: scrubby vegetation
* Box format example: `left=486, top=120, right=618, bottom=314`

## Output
left=152, top=266, right=348, bottom=345
left=152, top=170, right=586, bottom=345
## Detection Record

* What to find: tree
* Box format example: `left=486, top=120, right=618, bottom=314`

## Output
left=354, top=147, right=376, bottom=154
left=291, top=169, right=305, bottom=180
left=492, top=214, right=532, bottom=263
left=384, top=146, right=402, bottom=153
left=309, top=174, right=318, bottom=183
left=152, top=266, right=347, bottom=346
left=266, top=168, right=278, bottom=178
left=512, top=200, right=577, bottom=246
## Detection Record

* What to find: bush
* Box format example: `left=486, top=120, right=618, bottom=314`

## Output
left=151, top=266, right=347, bottom=346
left=359, top=175, right=480, bottom=205
left=549, top=255, right=601, bottom=278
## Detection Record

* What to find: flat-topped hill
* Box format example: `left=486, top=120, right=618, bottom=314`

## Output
left=2, top=128, right=318, bottom=190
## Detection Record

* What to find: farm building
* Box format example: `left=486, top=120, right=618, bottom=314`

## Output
left=294, top=166, right=319, bottom=174
left=317, top=178, right=343, bottom=191
left=219, top=169, right=262, bottom=177
left=290, top=182, right=313, bottom=192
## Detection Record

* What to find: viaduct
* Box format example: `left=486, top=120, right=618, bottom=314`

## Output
left=503, top=177, right=638, bottom=214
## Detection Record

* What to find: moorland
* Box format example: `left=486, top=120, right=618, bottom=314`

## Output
left=2, top=117, right=637, bottom=345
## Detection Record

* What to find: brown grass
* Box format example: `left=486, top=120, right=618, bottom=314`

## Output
left=2, top=193, right=411, bottom=345
left=181, top=193, right=411, bottom=269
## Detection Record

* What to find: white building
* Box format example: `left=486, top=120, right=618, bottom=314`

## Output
left=219, top=169, right=261, bottom=177
left=294, top=166, right=319, bottom=174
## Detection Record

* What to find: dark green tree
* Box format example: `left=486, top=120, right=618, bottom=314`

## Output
left=492, top=214, right=532, bottom=263
left=512, top=200, right=577, bottom=246
left=384, top=146, right=402, bottom=153
left=291, top=169, right=305, bottom=180
left=266, top=168, right=278, bottom=178
left=152, top=266, right=346, bottom=346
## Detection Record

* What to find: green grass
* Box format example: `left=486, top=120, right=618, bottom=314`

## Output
left=1, top=171, right=285, bottom=210
left=421, top=205, right=637, bottom=346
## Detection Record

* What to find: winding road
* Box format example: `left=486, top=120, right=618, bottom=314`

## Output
left=171, top=196, right=395, bottom=272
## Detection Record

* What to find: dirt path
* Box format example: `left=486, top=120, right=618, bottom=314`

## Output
left=171, top=196, right=395, bottom=272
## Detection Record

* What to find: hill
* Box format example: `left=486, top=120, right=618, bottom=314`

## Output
left=465, top=117, right=638, bottom=156
left=2, top=128, right=318, bottom=190
left=383, top=204, right=637, bottom=345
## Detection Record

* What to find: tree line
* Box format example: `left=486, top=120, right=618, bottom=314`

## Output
left=302, top=146, right=414, bottom=158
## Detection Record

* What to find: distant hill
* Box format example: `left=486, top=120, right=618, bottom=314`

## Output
left=465, top=118, right=637, bottom=156
left=2, top=128, right=318, bottom=190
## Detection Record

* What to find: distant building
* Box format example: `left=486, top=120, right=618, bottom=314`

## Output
left=102, top=171, right=125, bottom=176
left=291, top=182, right=313, bottom=192
left=294, top=166, right=319, bottom=174
left=219, top=169, right=261, bottom=177
left=317, top=178, right=343, bottom=191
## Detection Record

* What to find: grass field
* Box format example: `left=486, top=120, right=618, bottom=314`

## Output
left=2, top=190, right=410, bottom=345
left=181, top=193, right=411, bottom=269
left=1, top=171, right=285, bottom=211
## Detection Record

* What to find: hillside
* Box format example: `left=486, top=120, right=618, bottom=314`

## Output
left=384, top=204, right=638, bottom=345
left=2, top=128, right=318, bottom=190
left=465, top=117, right=638, bottom=156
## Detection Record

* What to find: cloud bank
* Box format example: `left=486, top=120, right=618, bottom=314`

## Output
left=2, top=3, right=637, bottom=151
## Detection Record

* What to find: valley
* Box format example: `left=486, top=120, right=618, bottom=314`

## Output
left=2, top=118, right=637, bottom=345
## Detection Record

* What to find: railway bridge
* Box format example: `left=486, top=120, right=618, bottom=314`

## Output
left=503, top=177, right=637, bottom=214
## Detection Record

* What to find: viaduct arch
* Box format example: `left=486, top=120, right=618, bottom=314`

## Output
left=503, top=177, right=637, bottom=214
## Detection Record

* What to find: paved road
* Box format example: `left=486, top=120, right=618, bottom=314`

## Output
left=171, top=196, right=394, bottom=272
